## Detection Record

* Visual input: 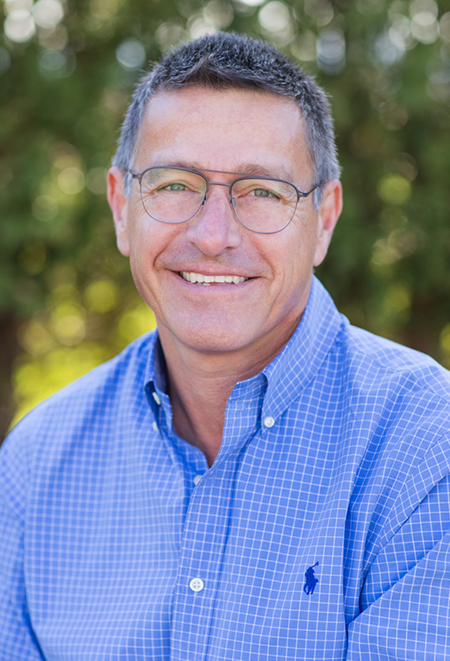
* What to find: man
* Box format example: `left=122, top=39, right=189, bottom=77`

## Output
left=1, top=31, right=450, bottom=660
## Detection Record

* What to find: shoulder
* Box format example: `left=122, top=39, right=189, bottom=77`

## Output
left=0, top=332, right=158, bottom=530
left=1, top=331, right=156, bottom=466
left=333, top=320, right=450, bottom=453
left=330, top=325, right=450, bottom=555
left=339, top=320, right=450, bottom=402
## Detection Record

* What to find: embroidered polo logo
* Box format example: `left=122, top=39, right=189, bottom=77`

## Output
left=303, top=562, right=319, bottom=595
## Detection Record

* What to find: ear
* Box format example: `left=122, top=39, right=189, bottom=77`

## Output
left=313, top=179, right=343, bottom=267
left=107, top=166, right=130, bottom=257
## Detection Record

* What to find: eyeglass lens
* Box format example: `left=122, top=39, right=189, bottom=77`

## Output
left=139, top=168, right=299, bottom=234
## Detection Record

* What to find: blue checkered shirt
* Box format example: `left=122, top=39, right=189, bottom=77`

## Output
left=2, top=277, right=450, bottom=660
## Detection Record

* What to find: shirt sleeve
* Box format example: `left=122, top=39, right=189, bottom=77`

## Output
left=0, top=430, right=45, bottom=660
left=347, top=471, right=450, bottom=660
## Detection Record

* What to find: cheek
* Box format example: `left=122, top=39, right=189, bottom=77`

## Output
left=128, top=232, right=151, bottom=274
left=128, top=254, right=151, bottom=303
left=126, top=209, right=157, bottom=259
left=126, top=222, right=159, bottom=292
left=292, top=215, right=319, bottom=262
left=280, top=222, right=317, bottom=269
left=126, top=220, right=182, bottom=281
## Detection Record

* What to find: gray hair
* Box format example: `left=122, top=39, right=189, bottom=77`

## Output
left=113, top=32, right=341, bottom=207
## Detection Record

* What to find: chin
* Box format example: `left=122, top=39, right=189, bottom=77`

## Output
left=184, top=333, right=250, bottom=355
left=172, top=322, right=259, bottom=355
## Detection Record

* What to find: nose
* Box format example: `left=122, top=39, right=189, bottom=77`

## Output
left=184, top=186, right=242, bottom=256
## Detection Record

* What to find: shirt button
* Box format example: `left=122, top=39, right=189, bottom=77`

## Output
left=189, top=577, right=204, bottom=593
left=152, top=421, right=158, bottom=432
left=152, top=392, right=161, bottom=405
left=193, top=474, right=203, bottom=486
left=263, top=416, right=275, bottom=428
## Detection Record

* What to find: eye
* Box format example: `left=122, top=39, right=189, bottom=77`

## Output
left=160, top=182, right=188, bottom=192
left=252, top=188, right=277, bottom=198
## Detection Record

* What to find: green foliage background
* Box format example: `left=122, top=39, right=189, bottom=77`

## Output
left=1, top=0, right=450, bottom=437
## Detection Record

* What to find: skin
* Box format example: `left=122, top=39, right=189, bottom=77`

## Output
left=108, top=87, right=342, bottom=466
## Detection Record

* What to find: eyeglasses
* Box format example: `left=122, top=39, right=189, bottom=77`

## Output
left=127, top=166, right=322, bottom=235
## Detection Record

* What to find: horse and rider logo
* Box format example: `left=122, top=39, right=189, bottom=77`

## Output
left=303, top=562, right=319, bottom=595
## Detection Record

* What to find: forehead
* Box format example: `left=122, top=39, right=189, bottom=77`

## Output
left=134, top=87, right=313, bottom=180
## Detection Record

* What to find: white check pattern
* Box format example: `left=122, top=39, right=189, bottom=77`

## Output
left=2, top=277, right=450, bottom=660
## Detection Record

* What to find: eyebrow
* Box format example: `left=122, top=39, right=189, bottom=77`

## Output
left=149, top=160, right=296, bottom=182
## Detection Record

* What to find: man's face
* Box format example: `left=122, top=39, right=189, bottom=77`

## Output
left=108, top=87, right=341, bottom=358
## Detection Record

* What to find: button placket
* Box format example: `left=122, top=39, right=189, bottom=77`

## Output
left=170, top=462, right=235, bottom=661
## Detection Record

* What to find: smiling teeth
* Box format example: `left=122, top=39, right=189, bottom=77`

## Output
left=180, top=272, right=249, bottom=284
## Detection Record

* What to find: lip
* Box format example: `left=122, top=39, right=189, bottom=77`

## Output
left=176, top=268, right=255, bottom=278
left=173, top=270, right=256, bottom=289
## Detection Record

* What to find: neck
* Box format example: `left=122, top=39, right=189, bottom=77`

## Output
left=158, top=317, right=301, bottom=466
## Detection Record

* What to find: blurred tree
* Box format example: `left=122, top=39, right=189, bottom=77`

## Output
left=0, top=0, right=450, bottom=440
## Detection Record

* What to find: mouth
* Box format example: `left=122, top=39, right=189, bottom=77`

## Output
left=179, top=271, right=251, bottom=286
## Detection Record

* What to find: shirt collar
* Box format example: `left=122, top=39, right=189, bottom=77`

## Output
left=144, top=276, right=343, bottom=421
left=260, top=275, right=343, bottom=424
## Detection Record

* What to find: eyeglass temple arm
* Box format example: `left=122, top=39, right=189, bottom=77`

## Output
left=299, top=181, right=323, bottom=198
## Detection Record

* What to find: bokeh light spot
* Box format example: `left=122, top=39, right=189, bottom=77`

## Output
left=155, top=22, right=188, bottom=50
left=39, top=50, right=76, bottom=79
left=58, top=167, right=85, bottom=195
left=411, top=11, right=439, bottom=43
left=258, top=2, right=291, bottom=32
left=4, top=0, right=33, bottom=12
left=12, top=344, right=108, bottom=424
left=84, top=279, right=118, bottom=314
left=4, top=10, right=35, bottom=43
left=440, top=324, right=450, bottom=367
left=188, top=17, right=217, bottom=39
left=291, top=32, right=316, bottom=61
left=33, top=0, right=64, bottom=29
left=86, top=168, right=107, bottom=195
left=378, top=174, right=412, bottom=205
left=203, top=0, right=234, bottom=28
left=409, top=0, right=438, bottom=19
left=52, top=302, right=86, bottom=345
left=116, top=39, right=146, bottom=70
left=18, top=320, right=54, bottom=357
left=117, top=303, right=156, bottom=344
left=316, top=30, right=346, bottom=75
left=441, top=13, right=450, bottom=43
left=236, top=0, right=265, bottom=7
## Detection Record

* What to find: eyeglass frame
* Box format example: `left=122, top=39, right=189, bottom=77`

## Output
left=126, top=165, right=323, bottom=235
